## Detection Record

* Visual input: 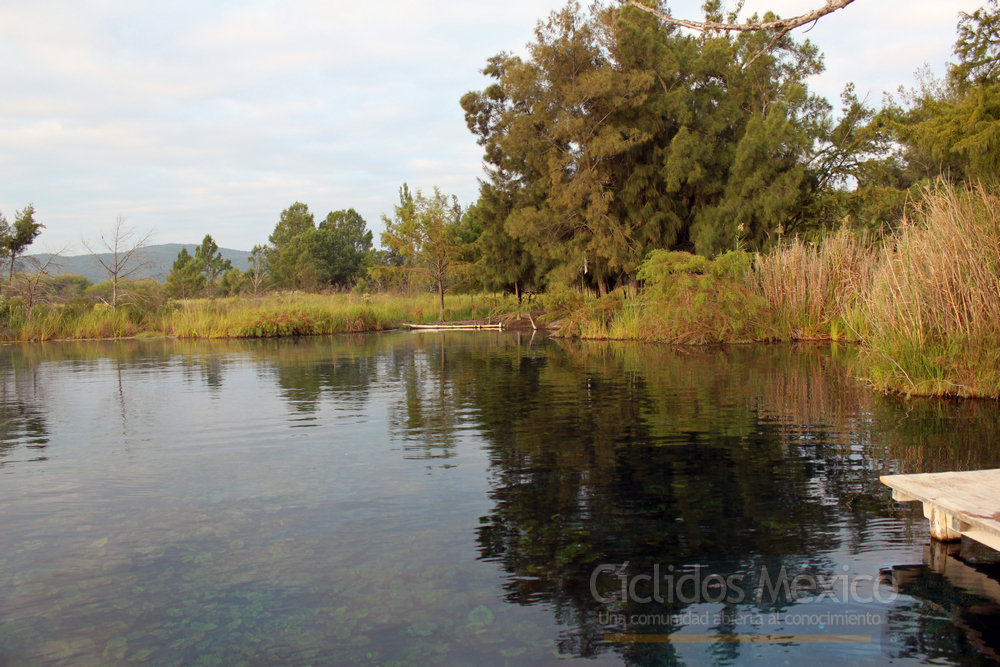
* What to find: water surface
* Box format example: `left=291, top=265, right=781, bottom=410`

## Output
left=1, top=334, right=999, bottom=666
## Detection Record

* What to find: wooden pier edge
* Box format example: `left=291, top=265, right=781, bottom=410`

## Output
left=404, top=323, right=504, bottom=331
left=881, top=468, right=1000, bottom=551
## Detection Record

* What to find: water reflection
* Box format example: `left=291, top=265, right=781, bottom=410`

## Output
left=375, top=336, right=1000, bottom=664
left=886, top=541, right=1000, bottom=662
left=1, top=334, right=999, bottom=666
left=0, top=346, right=50, bottom=465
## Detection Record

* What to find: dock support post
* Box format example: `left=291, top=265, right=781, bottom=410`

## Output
left=924, top=504, right=962, bottom=541
left=924, top=541, right=961, bottom=573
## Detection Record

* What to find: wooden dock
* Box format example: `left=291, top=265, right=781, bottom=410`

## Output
left=405, top=322, right=504, bottom=331
left=881, top=468, right=1000, bottom=550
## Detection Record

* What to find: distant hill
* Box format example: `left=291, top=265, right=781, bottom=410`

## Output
left=26, top=244, right=253, bottom=284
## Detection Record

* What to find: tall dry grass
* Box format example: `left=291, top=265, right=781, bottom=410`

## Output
left=859, top=182, right=1000, bottom=396
left=864, top=183, right=1000, bottom=342
left=741, top=181, right=1000, bottom=396
left=750, top=228, right=877, bottom=341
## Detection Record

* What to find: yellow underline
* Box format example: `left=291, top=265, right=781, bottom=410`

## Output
left=604, top=634, right=872, bottom=644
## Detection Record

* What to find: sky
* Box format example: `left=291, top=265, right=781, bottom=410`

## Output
left=0, top=0, right=982, bottom=254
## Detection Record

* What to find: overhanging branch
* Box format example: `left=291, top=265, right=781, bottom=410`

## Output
left=623, top=0, right=856, bottom=33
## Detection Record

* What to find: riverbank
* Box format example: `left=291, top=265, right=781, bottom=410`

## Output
left=548, top=183, right=1000, bottom=399
left=3, top=184, right=996, bottom=399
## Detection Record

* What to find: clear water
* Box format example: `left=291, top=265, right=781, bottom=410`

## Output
left=1, top=333, right=999, bottom=666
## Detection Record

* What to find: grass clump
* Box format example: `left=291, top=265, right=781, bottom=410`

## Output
left=749, top=228, right=876, bottom=342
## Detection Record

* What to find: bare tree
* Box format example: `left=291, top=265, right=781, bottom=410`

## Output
left=7, top=249, right=67, bottom=316
left=246, top=244, right=271, bottom=297
left=82, top=215, right=156, bottom=310
left=624, top=0, right=856, bottom=69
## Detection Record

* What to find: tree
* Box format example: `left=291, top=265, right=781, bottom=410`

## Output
left=264, top=203, right=375, bottom=291
left=82, top=215, right=155, bottom=309
left=269, top=202, right=315, bottom=249
left=462, top=1, right=834, bottom=292
left=194, top=234, right=232, bottom=287
left=467, top=191, right=539, bottom=302
left=6, top=250, right=66, bottom=315
left=381, top=185, right=466, bottom=321
left=877, top=1, right=1000, bottom=187
left=165, top=247, right=206, bottom=298
left=219, top=267, right=246, bottom=296
left=246, top=245, right=270, bottom=297
left=1, top=204, right=44, bottom=284
left=317, top=208, right=374, bottom=287
left=265, top=202, right=319, bottom=289
left=953, top=0, right=1000, bottom=88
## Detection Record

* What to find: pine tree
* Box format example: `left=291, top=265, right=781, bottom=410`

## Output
left=165, top=247, right=206, bottom=298
left=462, top=1, right=833, bottom=292
left=194, top=234, right=232, bottom=287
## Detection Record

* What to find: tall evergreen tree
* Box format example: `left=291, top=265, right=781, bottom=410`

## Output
left=194, top=234, right=232, bottom=286
left=317, top=208, right=375, bottom=287
left=462, top=1, right=841, bottom=292
left=165, top=247, right=206, bottom=298
left=878, top=1, right=1000, bottom=188
left=265, top=203, right=374, bottom=290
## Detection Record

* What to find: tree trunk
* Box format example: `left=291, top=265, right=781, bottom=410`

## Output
left=438, top=278, right=445, bottom=322
left=515, top=281, right=521, bottom=304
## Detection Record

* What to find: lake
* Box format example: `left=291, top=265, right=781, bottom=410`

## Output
left=1, top=333, right=999, bottom=666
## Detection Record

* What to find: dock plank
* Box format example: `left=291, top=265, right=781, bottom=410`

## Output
left=880, top=468, right=1000, bottom=547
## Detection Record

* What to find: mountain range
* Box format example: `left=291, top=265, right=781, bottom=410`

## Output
left=26, top=244, right=253, bottom=284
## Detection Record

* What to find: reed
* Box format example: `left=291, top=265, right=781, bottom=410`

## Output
left=749, top=228, right=876, bottom=341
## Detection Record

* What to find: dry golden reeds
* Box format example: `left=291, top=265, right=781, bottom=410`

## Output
left=750, top=228, right=878, bottom=340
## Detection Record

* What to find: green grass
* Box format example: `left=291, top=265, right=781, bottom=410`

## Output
left=0, top=292, right=522, bottom=342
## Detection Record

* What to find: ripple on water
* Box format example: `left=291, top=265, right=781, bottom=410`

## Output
left=1, top=336, right=1000, bottom=666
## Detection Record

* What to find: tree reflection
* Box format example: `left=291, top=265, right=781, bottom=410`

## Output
left=256, top=336, right=379, bottom=413
left=0, top=347, right=50, bottom=465
left=383, top=333, right=471, bottom=461
left=380, top=334, right=1000, bottom=664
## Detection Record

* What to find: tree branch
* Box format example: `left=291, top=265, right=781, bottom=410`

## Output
left=623, top=0, right=856, bottom=34
left=741, top=27, right=790, bottom=71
